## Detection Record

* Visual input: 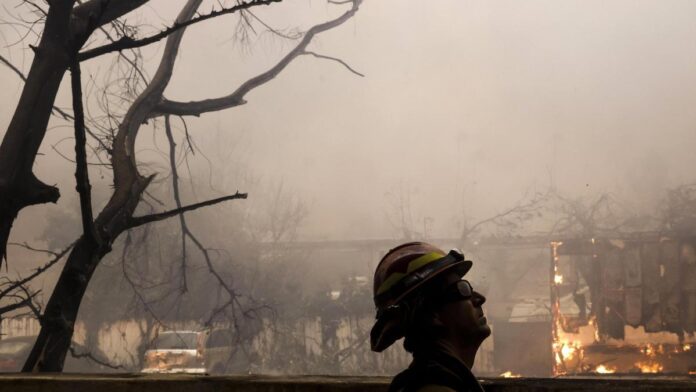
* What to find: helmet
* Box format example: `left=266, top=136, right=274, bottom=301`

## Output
left=370, top=242, right=472, bottom=352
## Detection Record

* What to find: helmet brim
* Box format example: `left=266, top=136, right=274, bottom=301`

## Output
left=392, top=258, right=472, bottom=306
left=370, top=258, right=472, bottom=352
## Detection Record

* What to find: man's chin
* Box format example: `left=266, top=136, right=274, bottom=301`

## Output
left=478, top=324, right=492, bottom=340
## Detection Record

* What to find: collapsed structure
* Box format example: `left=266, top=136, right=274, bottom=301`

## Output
left=3, top=236, right=695, bottom=376
left=551, top=236, right=696, bottom=375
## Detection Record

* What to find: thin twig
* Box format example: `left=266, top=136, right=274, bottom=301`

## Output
left=0, top=241, right=75, bottom=300
left=68, top=346, right=124, bottom=370
left=302, top=51, right=364, bottom=77
left=8, top=242, right=59, bottom=257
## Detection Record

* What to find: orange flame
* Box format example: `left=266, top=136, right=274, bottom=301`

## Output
left=595, top=364, right=616, bottom=374
left=635, top=361, right=663, bottom=373
left=560, top=342, right=578, bottom=360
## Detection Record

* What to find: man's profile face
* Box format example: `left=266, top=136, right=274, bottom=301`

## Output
left=436, top=273, right=491, bottom=345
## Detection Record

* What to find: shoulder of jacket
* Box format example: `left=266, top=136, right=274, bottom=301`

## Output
left=414, top=385, right=457, bottom=392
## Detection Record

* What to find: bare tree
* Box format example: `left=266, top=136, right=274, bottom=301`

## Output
left=384, top=182, right=423, bottom=241
left=459, top=190, right=549, bottom=245
left=0, top=0, right=362, bottom=371
left=661, top=183, right=696, bottom=234
left=546, top=191, right=650, bottom=238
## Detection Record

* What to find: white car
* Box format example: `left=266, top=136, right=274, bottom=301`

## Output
left=142, top=331, right=206, bottom=374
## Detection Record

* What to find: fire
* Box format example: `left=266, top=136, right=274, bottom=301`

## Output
left=548, top=239, right=694, bottom=377
left=560, top=343, right=577, bottom=360
left=499, top=371, right=521, bottom=378
left=635, top=361, right=663, bottom=373
left=553, top=339, right=583, bottom=371
left=595, top=364, right=616, bottom=374
left=641, top=344, right=661, bottom=357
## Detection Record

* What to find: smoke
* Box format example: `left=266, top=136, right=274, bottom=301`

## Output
left=2, top=0, right=696, bottom=376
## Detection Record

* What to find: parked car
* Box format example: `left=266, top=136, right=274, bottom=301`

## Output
left=141, top=330, right=206, bottom=374
left=0, top=335, right=114, bottom=372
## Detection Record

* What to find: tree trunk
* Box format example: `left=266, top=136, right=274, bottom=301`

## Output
left=21, top=236, right=103, bottom=372
left=0, top=1, right=75, bottom=261
left=0, top=0, right=150, bottom=262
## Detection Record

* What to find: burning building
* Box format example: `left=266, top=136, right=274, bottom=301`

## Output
left=551, top=237, right=696, bottom=376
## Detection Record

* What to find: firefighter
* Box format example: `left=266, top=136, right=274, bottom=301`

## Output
left=370, top=242, right=490, bottom=392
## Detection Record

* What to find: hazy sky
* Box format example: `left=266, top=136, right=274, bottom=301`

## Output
left=3, top=0, right=696, bottom=245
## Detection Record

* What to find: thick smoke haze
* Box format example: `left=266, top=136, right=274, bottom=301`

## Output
left=2, top=0, right=696, bottom=377
left=3, top=0, right=696, bottom=246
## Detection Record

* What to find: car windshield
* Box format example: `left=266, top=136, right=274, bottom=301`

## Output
left=152, top=332, right=198, bottom=350
left=0, top=341, right=30, bottom=355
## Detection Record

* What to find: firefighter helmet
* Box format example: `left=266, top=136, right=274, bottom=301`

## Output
left=370, top=241, right=472, bottom=352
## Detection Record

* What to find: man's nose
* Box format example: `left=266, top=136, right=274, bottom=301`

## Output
left=472, top=291, right=486, bottom=306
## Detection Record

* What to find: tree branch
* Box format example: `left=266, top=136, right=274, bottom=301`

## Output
left=16, top=284, right=43, bottom=320
left=70, top=60, right=98, bottom=242
left=302, top=51, right=364, bottom=77
left=72, top=0, right=150, bottom=33
left=127, top=192, right=247, bottom=229
left=0, top=53, right=27, bottom=82
left=0, top=289, right=40, bottom=317
left=163, top=116, right=254, bottom=324
left=8, top=242, right=60, bottom=257
left=0, top=241, right=75, bottom=300
left=68, top=346, right=124, bottom=370
left=461, top=190, right=548, bottom=241
left=164, top=115, right=188, bottom=292
left=154, top=0, right=362, bottom=117
left=77, top=0, right=282, bottom=62
left=100, top=0, right=203, bottom=230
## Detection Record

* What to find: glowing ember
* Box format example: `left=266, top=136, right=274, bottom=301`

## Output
left=560, top=343, right=577, bottom=360
left=499, top=371, right=521, bottom=378
left=642, top=344, right=656, bottom=357
left=684, top=344, right=692, bottom=352
left=636, top=361, right=663, bottom=373
left=595, top=364, right=616, bottom=374
left=554, top=274, right=564, bottom=284
left=553, top=351, right=563, bottom=366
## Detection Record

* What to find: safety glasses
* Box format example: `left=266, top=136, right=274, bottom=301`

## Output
left=438, top=279, right=474, bottom=304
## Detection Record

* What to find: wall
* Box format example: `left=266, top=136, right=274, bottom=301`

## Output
left=0, top=374, right=695, bottom=392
